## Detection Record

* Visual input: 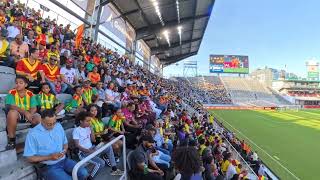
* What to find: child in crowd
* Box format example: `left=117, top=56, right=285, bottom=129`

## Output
left=73, top=111, right=123, bottom=177
left=5, top=76, right=38, bottom=149
left=37, top=82, right=64, bottom=115
left=88, top=104, right=122, bottom=162
left=108, top=108, right=138, bottom=149
left=65, top=85, right=85, bottom=114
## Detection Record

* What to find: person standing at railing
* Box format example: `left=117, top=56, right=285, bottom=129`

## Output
left=23, top=109, right=89, bottom=180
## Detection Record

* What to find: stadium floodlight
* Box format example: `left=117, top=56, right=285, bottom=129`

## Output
left=176, top=0, right=180, bottom=23
left=177, top=26, right=182, bottom=45
left=162, top=30, right=171, bottom=47
left=152, top=0, right=165, bottom=26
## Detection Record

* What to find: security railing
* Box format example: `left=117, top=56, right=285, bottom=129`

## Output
left=222, top=134, right=259, bottom=180
left=72, top=135, right=127, bottom=180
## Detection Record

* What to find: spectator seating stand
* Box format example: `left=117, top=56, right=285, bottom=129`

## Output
left=0, top=76, right=79, bottom=179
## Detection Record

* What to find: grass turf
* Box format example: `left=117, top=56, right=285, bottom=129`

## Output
left=210, top=109, right=320, bottom=180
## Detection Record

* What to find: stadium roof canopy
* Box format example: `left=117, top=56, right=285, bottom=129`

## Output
left=104, top=0, right=215, bottom=65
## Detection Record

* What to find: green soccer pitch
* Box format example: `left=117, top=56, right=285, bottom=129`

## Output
left=210, top=109, right=320, bottom=180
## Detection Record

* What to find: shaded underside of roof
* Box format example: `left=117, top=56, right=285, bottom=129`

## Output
left=108, top=0, right=215, bottom=65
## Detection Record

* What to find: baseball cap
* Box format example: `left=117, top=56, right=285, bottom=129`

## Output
left=140, top=135, right=155, bottom=143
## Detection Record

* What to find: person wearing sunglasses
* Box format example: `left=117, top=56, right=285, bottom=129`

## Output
left=23, top=109, right=89, bottom=180
left=9, top=34, right=29, bottom=64
left=41, top=55, right=67, bottom=94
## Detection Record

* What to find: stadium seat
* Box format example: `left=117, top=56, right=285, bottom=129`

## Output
left=56, top=94, right=73, bottom=104
left=0, top=66, right=16, bottom=94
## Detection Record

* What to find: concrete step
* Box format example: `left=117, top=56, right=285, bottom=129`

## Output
left=0, top=108, right=33, bottom=132
left=0, top=66, right=16, bottom=94
left=0, top=109, right=5, bottom=132
left=16, top=128, right=30, bottom=144
left=0, top=158, right=36, bottom=180
left=0, top=131, right=7, bottom=151
left=0, top=149, right=17, bottom=169
left=0, top=94, right=6, bottom=109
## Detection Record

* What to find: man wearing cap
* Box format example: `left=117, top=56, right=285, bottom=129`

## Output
left=0, top=28, right=10, bottom=66
left=129, top=135, right=164, bottom=180
left=47, top=45, right=60, bottom=60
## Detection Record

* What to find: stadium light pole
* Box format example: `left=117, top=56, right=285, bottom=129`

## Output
left=90, top=0, right=99, bottom=40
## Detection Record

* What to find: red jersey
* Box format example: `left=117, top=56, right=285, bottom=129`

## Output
left=93, top=56, right=101, bottom=65
left=84, top=55, right=91, bottom=63
left=16, top=58, right=42, bottom=79
left=41, top=63, right=60, bottom=81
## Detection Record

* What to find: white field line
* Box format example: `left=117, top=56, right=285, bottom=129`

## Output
left=274, top=156, right=280, bottom=160
left=255, top=114, right=294, bottom=124
left=211, top=111, right=301, bottom=180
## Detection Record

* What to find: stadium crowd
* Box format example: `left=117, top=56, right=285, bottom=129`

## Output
left=0, top=1, right=267, bottom=180
left=175, top=77, right=232, bottom=105
left=200, top=84, right=232, bottom=105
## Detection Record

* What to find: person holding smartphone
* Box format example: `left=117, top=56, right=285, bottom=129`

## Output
left=23, top=110, right=89, bottom=180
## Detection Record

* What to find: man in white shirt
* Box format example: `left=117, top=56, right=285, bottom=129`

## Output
left=73, top=111, right=123, bottom=177
left=7, top=20, right=20, bottom=42
left=61, top=59, right=78, bottom=93
left=251, top=151, right=258, bottom=162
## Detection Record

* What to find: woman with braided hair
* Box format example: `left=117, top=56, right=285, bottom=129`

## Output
left=172, top=146, right=202, bottom=180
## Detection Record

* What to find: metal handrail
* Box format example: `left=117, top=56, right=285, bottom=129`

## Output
left=72, top=135, right=127, bottom=180
left=222, top=134, right=259, bottom=179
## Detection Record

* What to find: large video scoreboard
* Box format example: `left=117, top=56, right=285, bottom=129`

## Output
left=209, top=55, right=249, bottom=74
